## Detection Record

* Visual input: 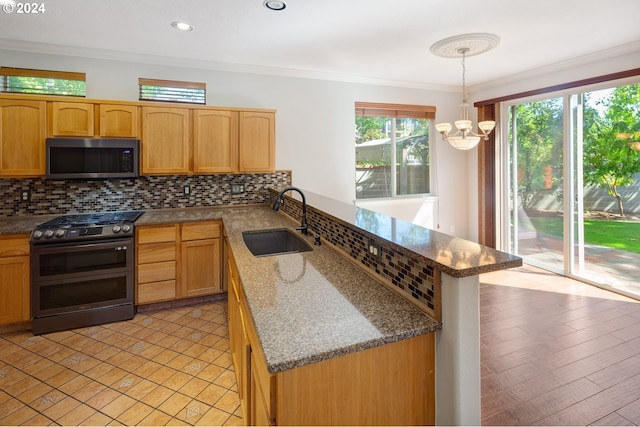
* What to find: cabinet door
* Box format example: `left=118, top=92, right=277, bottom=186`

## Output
left=99, top=104, right=138, bottom=137
left=180, top=239, right=221, bottom=298
left=238, top=111, right=275, bottom=173
left=141, top=107, right=190, bottom=174
left=0, top=255, right=30, bottom=324
left=193, top=109, right=238, bottom=173
left=0, top=236, right=30, bottom=325
left=0, top=99, right=46, bottom=177
left=50, top=102, right=94, bottom=136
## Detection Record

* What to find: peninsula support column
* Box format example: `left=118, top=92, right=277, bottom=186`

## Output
left=435, top=273, right=481, bottom=425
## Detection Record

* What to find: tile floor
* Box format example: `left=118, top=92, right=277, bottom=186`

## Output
left=480, top=265, right=640, bottom=425
left=0, top=300, right=241, bottom=426
left=3, top=266, right=640, bottom=426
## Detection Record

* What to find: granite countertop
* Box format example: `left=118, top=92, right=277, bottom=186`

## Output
left=139, top=205, right=441, bottom=373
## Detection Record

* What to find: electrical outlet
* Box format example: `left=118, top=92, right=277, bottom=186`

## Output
left=231, top=183, right=245, bottom=195
left=367, top=238, right=382, bottom=261
left=21, top=191, right=30, bottom=201
left=184, top=186, right=190, bottom=195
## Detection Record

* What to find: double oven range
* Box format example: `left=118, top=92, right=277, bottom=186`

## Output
left=30, top=211, right=144, bottom=335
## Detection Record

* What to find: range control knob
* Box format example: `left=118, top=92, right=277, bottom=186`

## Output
left=32, top=230, right=43, bottom=240
left=122, top=225, right=132, bottom=233
left=112, top=225, right=122, bottom=233
left=43, top=230, right=54, bottom=239
left=54, top=229, right=65, bottom=238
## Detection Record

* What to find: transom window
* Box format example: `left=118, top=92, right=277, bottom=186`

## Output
left=355, top=102, right=435, bottom=199
left=138, top=78, right=206, bottom=105
left=0, top=67, right=86, bottom=96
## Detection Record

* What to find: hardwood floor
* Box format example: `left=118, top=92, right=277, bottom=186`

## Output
left=480, top=265, right=640, bottom=425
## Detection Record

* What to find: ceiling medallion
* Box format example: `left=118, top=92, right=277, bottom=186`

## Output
left=430, top=33, right=500, bottom=58
left=430, top=33, right=499, bottom=150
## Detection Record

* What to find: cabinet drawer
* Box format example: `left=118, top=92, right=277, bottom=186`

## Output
left=137, top=280, right=176, bottom=304
left=137, top=225, right=178, bottom=244
left=181, top=221, right=221, bottom=241
left=0, top=236, right=30, bottom=257
left=138, top=261, right=176, bottom=283
left=138, top=242, right=175, bottom=264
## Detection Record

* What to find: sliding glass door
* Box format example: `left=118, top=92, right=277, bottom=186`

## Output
left=504, top=82, right=640, bottom=298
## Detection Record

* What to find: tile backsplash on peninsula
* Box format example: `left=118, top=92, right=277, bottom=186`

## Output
left=1, top=171, right=291, bottom=217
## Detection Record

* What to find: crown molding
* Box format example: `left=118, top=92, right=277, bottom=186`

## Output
left=0, top=38, right=447, bottom=91
left=471, top=40, right=640, bottom=94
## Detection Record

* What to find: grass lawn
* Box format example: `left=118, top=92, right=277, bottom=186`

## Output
left=529, top=217, right=640, bottom=254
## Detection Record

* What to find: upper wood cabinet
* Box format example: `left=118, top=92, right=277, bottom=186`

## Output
left=0, top=99, right=46, bottom=177
left=239, top=111, right=275, bottom=173
left=141, top=106, right=190, bottom=175
left=99, top=104, right=139, bottom=137
left=0, top=94, right=275, bottom=176
left=193, top=109, right=238, bottom=173
left=50, top=102, right=94, bottom=136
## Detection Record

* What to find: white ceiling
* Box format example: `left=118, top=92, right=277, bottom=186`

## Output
left=0, top=0, right=639, bottom=90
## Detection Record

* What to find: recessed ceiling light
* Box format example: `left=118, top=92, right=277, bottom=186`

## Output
left=263, top=0, right=286, bottom=11
left=171, top=21, right=193, bottom=32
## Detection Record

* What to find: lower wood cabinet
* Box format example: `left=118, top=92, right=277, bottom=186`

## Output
left=0, top=235, right=31, bottom=325
left=180, top=222, right=222, bottom=298
left=136, top=221, right=222, bottom=305
left=226, top=237, right=435, bottom=426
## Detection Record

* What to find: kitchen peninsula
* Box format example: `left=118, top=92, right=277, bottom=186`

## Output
left=136, top=188, right=522, bottom=425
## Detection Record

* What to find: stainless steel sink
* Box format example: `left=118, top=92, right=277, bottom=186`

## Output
left=242, top=228, right=312, bottom=257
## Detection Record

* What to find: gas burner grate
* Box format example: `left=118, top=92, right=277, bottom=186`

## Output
left=36, top=211, right=144, bottom=229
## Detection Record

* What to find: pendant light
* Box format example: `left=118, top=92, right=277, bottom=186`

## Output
left=431, top=33, right=500, bottom=150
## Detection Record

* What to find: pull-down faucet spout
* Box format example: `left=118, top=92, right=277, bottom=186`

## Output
left=273, top=187, right=308, bottom=235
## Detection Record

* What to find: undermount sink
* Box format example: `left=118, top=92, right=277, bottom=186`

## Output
left=242, top=228, right=313, bottom=257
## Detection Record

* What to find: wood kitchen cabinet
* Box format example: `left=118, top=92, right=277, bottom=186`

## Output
left=180, top=221, right=222, bottom=297
left=0, top=235, right=30, bottom=325
left=228, top=243, right=252, bottom=423
left=50, top=101, right=138, bottom=138
left=136, top=224, right=178, bottom=304
left=226, top=238, right=435, bottom=426
left=136, top=221, right=223, bottom=305
left=49, top=101, right=95, bottom=136
left=239, top=111, right=275, bottom=173
left=141, top=106, right=190, bottom=175
left=99, top=104, right=139, bottom=137
left=0, top=99, right=46, bottom=177
left=193, top=109, right=238, bottom=173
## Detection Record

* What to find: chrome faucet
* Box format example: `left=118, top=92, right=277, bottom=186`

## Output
left=273, top=186, right=308, bottom=235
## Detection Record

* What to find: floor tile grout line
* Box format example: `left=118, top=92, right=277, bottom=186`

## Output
left=0, top=300, right=240, bottom=426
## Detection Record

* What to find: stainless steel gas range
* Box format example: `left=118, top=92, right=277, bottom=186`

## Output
left=30, top=211, right=144, bottom=335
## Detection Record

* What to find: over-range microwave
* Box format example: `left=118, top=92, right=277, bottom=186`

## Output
left=46, top=138, right=139, bottom=179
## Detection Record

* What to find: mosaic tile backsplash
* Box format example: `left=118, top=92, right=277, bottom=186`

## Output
left=1, top=171, right=291, bottom=217
left=268, top=189, right=440, bottom=321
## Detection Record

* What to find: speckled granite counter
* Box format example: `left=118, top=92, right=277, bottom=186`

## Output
left=137, top=205, right=440, bottom=373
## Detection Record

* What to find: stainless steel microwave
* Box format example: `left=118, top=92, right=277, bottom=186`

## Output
left=46, top=138, right=139, bottom=179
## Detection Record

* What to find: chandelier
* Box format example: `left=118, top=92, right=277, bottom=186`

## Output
left=431, top=34, right=500, bottom=150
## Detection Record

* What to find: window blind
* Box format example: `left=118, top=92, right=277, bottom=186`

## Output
left=0, top=67, right=86, bottom=96
left=139, top=78, right=206, bottom=105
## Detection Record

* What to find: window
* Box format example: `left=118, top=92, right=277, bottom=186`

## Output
left=503, top=81, right=640, bottom=298
left=355, top=102, right=435, bottom=199
left=138, top=78, right=206, bottom=105
left=0, top=67, right=86, bottom=96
